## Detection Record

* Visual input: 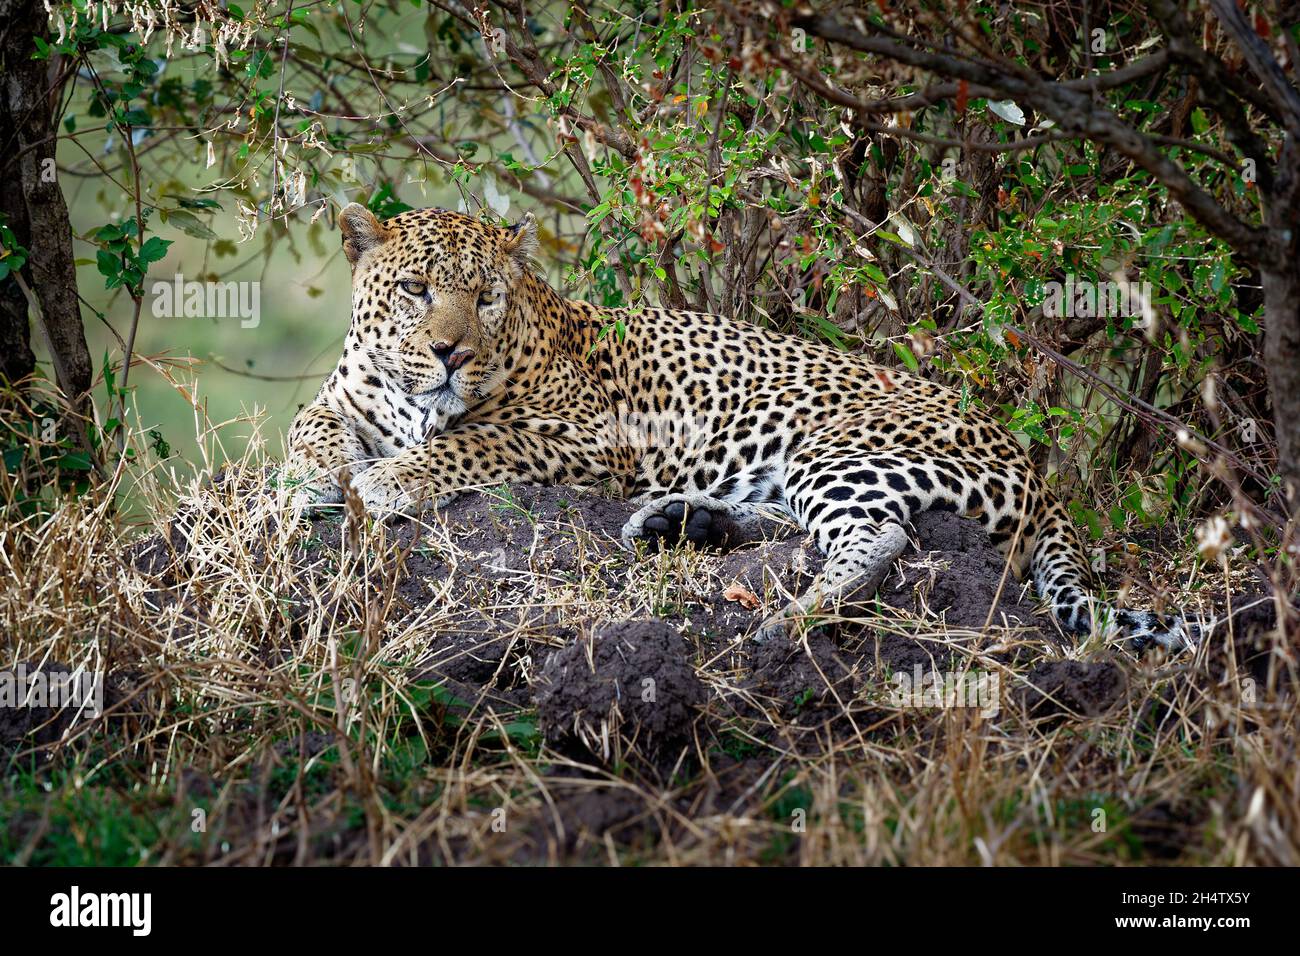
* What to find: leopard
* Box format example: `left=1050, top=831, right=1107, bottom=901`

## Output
left=285, top=203, right=1199, bottom=651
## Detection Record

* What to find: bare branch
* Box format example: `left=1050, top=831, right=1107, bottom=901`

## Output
left=1208, top=0, right=1300, bottom=134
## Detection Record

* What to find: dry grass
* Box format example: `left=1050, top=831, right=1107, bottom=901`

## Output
left=1, top=413, right=1297, bottom=866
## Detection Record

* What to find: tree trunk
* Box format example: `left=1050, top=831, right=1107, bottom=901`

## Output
left=0, top=0, right=93, bottom=425
left=0, top=279, right=34, bottom=391
left=1260, top=132, right=1300, bottom=516
left=0, top=4, right=36, bottom=396
left=1260, top=264, right=1300, bottom=513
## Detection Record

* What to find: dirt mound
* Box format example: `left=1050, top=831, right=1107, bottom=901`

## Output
left=120, top=483, right=1184, bottom=777
left=535, top=619, right=707, bottom=763
left=745, top=631, right=863, bottom=723
left=0, top=661, right=88, bottom=756
left=883, top=509, right=1046, bottom=635
left=126, top=482, right=1075, bottom=727
left=1014, top=660, right=1128, bottom=718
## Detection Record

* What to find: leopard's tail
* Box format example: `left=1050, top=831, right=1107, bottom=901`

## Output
left=1026, top=493, right=1199, bottom=652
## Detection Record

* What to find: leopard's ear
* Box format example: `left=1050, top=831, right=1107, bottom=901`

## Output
left=501, top=211, right=538, bottom=267
left=338, top=202, right=386, bottom=265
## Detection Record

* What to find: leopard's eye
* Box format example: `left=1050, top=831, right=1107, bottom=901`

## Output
left=399, top=280, right=427, bottom=297
left=478, top=288, right=502, bottom=307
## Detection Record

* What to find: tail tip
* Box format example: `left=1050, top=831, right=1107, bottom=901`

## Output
left=1119, top=609, right=1201, bottom=654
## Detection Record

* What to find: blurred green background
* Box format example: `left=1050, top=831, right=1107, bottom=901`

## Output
left=64, top=188, right=344, bottom=473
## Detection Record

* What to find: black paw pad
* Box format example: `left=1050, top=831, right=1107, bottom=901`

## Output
left=638, top=502, right=738, bottom=551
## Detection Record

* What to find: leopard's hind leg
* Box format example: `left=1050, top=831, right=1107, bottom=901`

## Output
left=763, top=424, right=1199, bottom=651
left=754, top=519, right=910, bottom=643
left=755, top=449, right=936, bottom=641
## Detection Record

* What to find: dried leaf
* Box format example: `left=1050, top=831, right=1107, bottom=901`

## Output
left=723, top=583, right=760, bottom=609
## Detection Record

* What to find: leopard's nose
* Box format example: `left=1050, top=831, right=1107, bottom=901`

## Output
left=446, top=348, right=475, bottom=371
left=432, top=340, right=474, bottom=371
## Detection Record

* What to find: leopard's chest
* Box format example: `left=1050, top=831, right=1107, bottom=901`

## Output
left=322, top=374, right=446, bottom=458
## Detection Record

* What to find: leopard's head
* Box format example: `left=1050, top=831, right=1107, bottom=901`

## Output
left=338, top=204, right=538, bottom=416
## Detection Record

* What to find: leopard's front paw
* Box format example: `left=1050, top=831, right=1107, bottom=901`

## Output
left=352, top=462, right=411, bottom=517
left=291, top=485, right=342, bottom=515
left=270, top=463, right=343, bottom=516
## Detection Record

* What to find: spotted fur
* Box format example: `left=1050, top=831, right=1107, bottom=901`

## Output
left=287, top=204, right=1196, bottom=651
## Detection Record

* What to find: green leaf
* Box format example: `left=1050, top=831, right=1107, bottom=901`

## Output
left=892, top=341, right=920, bottom=372
left=139, top=236, right=172, bottom=264
left=165, top=210, right=218, bottom=240
left=96, top=250, right=119, bottom=279
left=57, top=452, right=93, bottom=471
